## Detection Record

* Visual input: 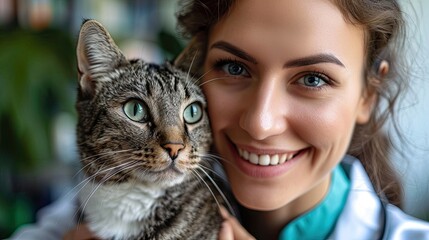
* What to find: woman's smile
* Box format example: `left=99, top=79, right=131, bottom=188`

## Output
left=225, top=137, right=309, bottom=178
left=237, top=147, right=299, bottom=166
left=233, top=143, right=309, bottom=179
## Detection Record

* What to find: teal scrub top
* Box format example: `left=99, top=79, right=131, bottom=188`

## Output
left=279, top=165, right=350, bottom=240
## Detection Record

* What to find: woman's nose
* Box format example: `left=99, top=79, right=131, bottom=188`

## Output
left=239, top=78, right=287, bottom=140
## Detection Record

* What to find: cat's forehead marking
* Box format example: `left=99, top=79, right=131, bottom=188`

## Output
left=131, top=62, right=198, bottom=99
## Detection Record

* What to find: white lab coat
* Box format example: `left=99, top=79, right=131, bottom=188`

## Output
left=330, top=155, right=429, bottom=239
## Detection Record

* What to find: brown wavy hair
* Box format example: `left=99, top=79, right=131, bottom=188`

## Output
left=176, top=0, right=407, bottom=206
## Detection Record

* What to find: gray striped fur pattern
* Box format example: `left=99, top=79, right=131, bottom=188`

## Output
left=75, top=20, right=223, bottom=240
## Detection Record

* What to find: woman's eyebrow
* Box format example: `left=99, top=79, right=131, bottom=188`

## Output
left=209, top=41, right=344, bottom=68
left=210, top=41, right=258, bottom=64
left=284, top=54, right=345, bottom=68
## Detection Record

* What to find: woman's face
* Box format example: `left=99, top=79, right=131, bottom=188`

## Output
left=202, top=0, right=373, bottom=210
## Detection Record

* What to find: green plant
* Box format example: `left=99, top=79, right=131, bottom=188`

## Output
left=0, top=28, right=75, bottom=237
left=0, top=28, right=75, bottom=171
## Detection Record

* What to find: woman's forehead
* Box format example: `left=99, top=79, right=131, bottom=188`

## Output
left=209, top=0, right=365, bottom=69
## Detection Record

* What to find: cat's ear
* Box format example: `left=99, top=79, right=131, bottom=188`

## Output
left=173, top=33, right=206, bottom=77
left=76, top=19, right=128, bottom=98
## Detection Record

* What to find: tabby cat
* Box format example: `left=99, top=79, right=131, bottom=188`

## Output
left=75, top=19, right=225, bottom=240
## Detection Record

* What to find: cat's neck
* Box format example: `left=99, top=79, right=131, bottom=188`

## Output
left=79, top=181, right=167, bottom=239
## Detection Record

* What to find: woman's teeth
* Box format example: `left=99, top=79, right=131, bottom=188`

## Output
left=237, top=148, right=296, bottom=166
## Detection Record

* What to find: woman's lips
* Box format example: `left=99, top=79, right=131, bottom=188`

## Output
left=228, top=140, right=307, bottom=178
left=237, top=147, right=299, bottom=166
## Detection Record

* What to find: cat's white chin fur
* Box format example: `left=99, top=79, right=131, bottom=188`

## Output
left=79, top=180, right=166, bottom=239
left=133, top=170, right=187, bottom=188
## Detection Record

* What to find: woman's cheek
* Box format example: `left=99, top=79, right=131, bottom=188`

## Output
left=291, top=99, right=357, bottom=149
left=205, top=84, right=243, bottom=122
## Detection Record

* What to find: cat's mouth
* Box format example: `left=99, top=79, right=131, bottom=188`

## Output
left=154, top=164, right=184, bottom=174
left=133, top=164, right=188, bottom=187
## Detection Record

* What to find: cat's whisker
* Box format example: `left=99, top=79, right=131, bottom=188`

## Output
left=200, top=153, right=223, bottom=163
left=75, top=158, right=112, bottom=180
left=198, top=76, right=233, bottom=87
left=192, top=67, right=215, bottom=86
left=200, top=153, right=234, bottom=168
left=196, top=166, right=236, bottom=217
left=88, top=159, right=146, bottom=188
left=69, top=163, right=135, bottom=223
left=201, top=153, right=247, bottom=180
left=71, top=160, right=137, bottom=210
left=197, top=164, right=224, bottom=179
left=111, top=160, right=146, bottom=184
left=79, top=149, right=134, bottom=163
left=65, top=161, right=114, bottom=204
left=77, top=157, right=134, bottom=183
left=77, top=180, right=104, bottom=224
left=96, top=159, right=142, bottom=180
left=95, top=160, right=143, bottom=186
left=75, top=149, right=134, bottom=177
left=191, top=169, right=222, bottom=210
left=76, top=161, right=140, bottom=223
left=186, top=49, right=199, bottom=83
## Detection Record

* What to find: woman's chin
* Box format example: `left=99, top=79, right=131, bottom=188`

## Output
left=236, top=196, right=288, bottom=211
left=227, top=173, right=294, bottom=211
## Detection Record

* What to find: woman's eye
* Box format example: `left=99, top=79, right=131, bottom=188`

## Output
left=222, top=62, right=248, bottom=76
left=123, top=100, right=149, bottom=122
left=297, top=74, right=328, bottom=88
left=183, top=102, right=203, bottom=124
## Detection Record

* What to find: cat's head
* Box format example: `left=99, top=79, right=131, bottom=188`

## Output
left=75, top=20, right=211, bottom=188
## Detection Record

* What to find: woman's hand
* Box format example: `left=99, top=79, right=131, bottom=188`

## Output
left=63, top=224, right=98, bottom=240
left=219, top=207, right=255, bottom=240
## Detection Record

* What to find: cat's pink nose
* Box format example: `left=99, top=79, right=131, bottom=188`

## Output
left=162, top=143, right=185, bottom=159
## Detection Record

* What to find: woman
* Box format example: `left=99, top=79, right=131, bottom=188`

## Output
left=12, top=0, right=429, bottom=239
left=173, top=0, right=429, bottom=239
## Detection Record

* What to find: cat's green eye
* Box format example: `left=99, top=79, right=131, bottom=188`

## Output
left=183, top=102, right=203, bottom=124
left=123, top=100, right=149, bottom=122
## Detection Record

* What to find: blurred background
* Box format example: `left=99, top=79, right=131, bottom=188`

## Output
left=0, top=0, right=428, bottom=238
